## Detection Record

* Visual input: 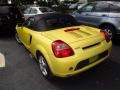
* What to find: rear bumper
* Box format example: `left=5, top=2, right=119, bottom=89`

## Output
left=48, top=41, right=112, bottom=77
left=59, top=55, right=109, bottom=77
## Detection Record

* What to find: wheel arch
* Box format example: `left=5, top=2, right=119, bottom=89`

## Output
left=35, top=46, right=51, bottom=60
left=35, top=48, right=54, bottom=74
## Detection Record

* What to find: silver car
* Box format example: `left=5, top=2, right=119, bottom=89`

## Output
left=23, top=6, right=55, bottom=20
left=72, top=1, right=120, bottom=40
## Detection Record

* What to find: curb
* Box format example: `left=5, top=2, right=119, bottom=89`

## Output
left=0, top=53, right=5, bottom=68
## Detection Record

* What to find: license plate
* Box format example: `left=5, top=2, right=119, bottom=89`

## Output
left=89, top=55, right=99, bottom=63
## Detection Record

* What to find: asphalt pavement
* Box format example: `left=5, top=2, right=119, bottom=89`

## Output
left=0, top=36, right=120, bottom=90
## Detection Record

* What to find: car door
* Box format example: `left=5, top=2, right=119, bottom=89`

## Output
left=75, top=2, right=110, bottom=27
left=75, top=3, right=95, bottom=25
left=20, top=17, right=35, bottom=49
left=89, top=2, right=110, bottom=27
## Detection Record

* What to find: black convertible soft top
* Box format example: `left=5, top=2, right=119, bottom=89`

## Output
left=25, top=13, right=80, bottom=31
left=33, top=13, right=75, bottom=20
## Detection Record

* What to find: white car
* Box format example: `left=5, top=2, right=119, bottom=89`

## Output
left=77, top=3, right=87, bottom=10
left=23, top=6, right=56, bottom=20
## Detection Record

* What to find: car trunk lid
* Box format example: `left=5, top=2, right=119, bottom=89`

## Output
left=41, top=25, right=101, bottom=44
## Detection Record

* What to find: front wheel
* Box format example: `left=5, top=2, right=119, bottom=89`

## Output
left=15, top=32, right=22, bottom=44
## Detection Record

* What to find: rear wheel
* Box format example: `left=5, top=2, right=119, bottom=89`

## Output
left=38, top=55, right=54, bottom=79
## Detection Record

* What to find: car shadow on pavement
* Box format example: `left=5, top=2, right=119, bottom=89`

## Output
left=50, top=59, right=120, bottom=90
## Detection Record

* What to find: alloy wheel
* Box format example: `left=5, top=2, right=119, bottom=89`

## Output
left=38, top=56, right=48, bottom=76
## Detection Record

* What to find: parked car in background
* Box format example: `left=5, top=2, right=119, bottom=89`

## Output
left=23, top=6, right=56, bottom=20
left=69, top=2, right=83, bottom=10
left=15, top=13, right=112, bottom=79
left=72, top=1, right=120, bottom=40
left=77, top=3, right=87, bottom=10
left=0, top=4, right=24, bottom=35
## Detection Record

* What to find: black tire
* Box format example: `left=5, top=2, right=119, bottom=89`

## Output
left=38, top=55, right=54, bottom=79
left=100, top=25, right=115, bottom=41
left=15, top=32, right=22, bottom=44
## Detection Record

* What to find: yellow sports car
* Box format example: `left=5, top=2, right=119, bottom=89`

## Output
left=16, top=13, right=112, bottom=79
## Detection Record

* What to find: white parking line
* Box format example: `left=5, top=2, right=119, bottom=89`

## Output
left=0, top=53, right=5, bottom=67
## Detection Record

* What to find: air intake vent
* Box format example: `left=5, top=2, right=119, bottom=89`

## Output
left=75, top=59, right=89, bottom=70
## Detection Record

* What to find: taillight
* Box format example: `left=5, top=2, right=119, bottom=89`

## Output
left=100, top=31, right=110, bottom=42
left=52, top=40, right=74, bottom=58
